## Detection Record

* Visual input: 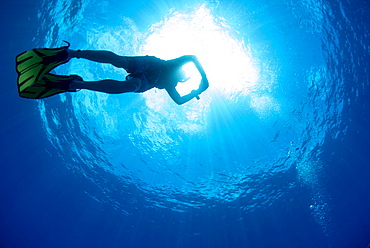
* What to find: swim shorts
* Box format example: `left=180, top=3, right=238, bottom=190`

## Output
left=125, top=56, right=164, bottom=92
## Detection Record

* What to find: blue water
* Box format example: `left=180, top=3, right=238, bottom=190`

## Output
left=1, top=0, right=370, bottom=247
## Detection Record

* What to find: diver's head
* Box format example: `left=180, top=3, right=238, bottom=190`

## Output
left=173, top=68, right=190, bottom=83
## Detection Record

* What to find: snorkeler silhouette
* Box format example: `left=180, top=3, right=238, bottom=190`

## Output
left=15, top=41, right=209, bottom=105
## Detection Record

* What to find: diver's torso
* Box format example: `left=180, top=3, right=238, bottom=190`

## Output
left=128, top=56, right=179, bottom=92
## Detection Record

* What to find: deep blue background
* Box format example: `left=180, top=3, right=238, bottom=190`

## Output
left=1, top=0, right=370, bottom=247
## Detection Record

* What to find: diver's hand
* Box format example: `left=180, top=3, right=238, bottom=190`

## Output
left=192, top=80, right=209, bottom=100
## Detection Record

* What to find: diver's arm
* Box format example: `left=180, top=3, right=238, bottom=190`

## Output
left=166, top=55, right=209, bottom=105
left=172, top=55, right=207, bottom=77
left=166, top=77, right=209, bottom=105
left=189, top=56, right=207, bottom=78
left=166, top=87, right=202, bottom=105
left=171, top=55, right=209, bottom=87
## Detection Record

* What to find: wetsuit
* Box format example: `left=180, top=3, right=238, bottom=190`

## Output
left=125, top=56, right=165, bottom=92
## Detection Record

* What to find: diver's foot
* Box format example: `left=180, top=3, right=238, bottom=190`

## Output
left=69, top=76, right=83, bottom=92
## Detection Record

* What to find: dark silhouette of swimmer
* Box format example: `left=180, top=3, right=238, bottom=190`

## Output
left=69, top=50, right=209, bottom=105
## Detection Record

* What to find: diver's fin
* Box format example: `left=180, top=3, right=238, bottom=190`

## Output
left=15, top=41, right=71, bottom=94
left=19, top=73, right=82, bottom=99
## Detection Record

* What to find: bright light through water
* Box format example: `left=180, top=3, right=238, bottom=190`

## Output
left=175, top=62, right=203, bottom=96
left=141, top=5, right=260, bottom=106
left=48, top=4, right=270, bottom=204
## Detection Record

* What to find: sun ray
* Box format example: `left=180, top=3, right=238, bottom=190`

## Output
left=141, top=5, right=260, bottom=103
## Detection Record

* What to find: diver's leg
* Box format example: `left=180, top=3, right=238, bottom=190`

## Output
left=69, top=50, right=129, bottom=69
left=71, top=78, right=141, bottom=94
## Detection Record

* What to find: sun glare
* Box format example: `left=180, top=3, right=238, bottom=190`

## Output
left=141, top=5, right=260, bottom=102
left=175, top=62, right=203, bottom=96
